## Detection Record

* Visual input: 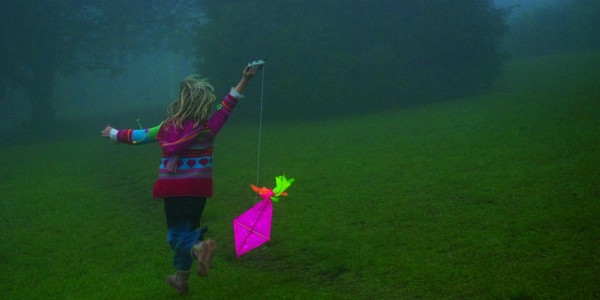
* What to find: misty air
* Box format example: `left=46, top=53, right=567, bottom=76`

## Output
left=1, top=0, right=598, bottom=298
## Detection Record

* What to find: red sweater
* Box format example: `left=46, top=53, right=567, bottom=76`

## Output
left=113, top=92, right=239, bottom=198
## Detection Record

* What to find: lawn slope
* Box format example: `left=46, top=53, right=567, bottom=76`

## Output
left=1, top=51, right=599, bottom=299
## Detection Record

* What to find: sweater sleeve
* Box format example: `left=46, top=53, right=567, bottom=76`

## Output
left=208, top=88, right=242, bottom=136
left=110, top=122, right=163, bottom=145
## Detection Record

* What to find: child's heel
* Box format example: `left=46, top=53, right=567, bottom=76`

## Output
left=195, top=239, right=217, bottom=276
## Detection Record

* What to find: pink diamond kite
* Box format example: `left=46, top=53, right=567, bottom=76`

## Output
left=233, top=198, right=272, bottom=258
left=233, top=175, right=294, bottom=258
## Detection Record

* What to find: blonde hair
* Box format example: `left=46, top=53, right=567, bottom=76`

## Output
left=165, top=75, right=216, bottom=128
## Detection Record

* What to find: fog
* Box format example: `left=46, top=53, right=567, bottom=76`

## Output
left=1, top=0, right=597, bottom=136
left=494, top=0, right=568, bottom=15
left=1, top=52, right=194, bottom=127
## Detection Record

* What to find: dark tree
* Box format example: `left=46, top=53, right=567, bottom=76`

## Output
left=0, top=0, right=205, bottom=124
left=195, top=0, right=509, bottom=120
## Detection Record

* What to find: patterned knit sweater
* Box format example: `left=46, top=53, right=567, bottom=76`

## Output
left=110, top=89, right=241, bottom=198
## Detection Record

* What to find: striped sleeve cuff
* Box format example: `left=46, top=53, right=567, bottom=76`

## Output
left=220, top=93, right=239, bottom=113
left=116, top=129, right=134, bottom=143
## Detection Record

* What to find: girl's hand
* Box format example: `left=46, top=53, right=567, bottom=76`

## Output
left=101, top=125, right=113, bottom=138
left=235, top=65, right=261, bottom=94
left=243, top=65, right=260, bottom=79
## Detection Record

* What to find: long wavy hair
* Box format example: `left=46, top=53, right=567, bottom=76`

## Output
left=165, top=75, right=216, bottom=128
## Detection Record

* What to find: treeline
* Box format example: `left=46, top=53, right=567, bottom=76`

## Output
left=505, top=0, right=600, bottom=58
left=196, top=1, right=509, bottom=120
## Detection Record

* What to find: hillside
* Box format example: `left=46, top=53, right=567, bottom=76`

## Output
left=1, top=51, right=599, bottom=298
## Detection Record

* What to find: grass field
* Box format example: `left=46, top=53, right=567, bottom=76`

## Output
left=1, top=51, right=599, bottom=299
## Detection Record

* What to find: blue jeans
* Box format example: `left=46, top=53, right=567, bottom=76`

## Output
left=167, top=221, right=206, bottom=270
left=164, top=197, right=207, bottom=271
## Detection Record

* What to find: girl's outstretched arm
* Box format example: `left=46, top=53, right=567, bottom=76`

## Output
left=100, top=122, right=163, bottom=145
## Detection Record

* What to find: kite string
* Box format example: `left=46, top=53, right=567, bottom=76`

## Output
left=256, top=64, right=265, bottom=186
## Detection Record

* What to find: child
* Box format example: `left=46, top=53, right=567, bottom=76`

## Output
left=101, top=65, right=260, bottom=294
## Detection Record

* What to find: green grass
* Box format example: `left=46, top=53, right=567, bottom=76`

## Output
left=2, top=51, right=599, bottom=299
